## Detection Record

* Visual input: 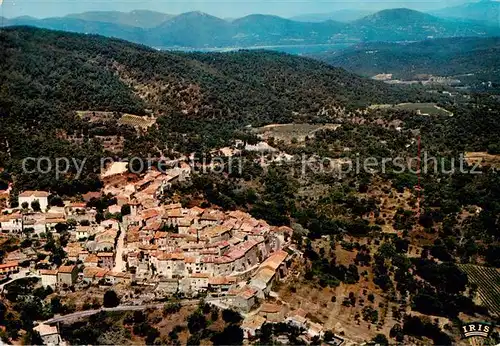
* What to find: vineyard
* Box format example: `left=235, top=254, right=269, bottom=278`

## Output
left=76, top=111, right=156, bottom=130
left=459, top=264, right=500, bottom=316
left=118, top=114, right=156, bottom=129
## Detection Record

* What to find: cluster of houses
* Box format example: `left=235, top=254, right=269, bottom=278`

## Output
left=0, top=160, right=297, bottom=314
left=121, top=201, right=295, bottom=312
left=241, top=305, right=342, bottom=344
left=0, top=139, right=355, bottom=346
left=0, top=191, right=97, bottom=235
left=0, top=155, right=340, bottom=343
left=0, top=153, right=349, bottom=346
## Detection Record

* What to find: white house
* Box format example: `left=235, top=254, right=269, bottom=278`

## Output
left=18, top=191, right=49, bottom=212
left=40, top=269, right=58, bottom=288
left=0, top=213, right=23, bottom=233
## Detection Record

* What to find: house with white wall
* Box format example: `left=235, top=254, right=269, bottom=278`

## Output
left=18, top=191, right=49, bottom=212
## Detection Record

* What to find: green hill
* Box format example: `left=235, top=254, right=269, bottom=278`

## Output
left=0, top=26, right=415, bottom=195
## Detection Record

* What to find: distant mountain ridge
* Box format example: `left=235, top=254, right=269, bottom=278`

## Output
left=430, top=0, right=500, bottom=26
left=311, top=36, right=500, bottom=87
left=290, top=9, right=374, bottom=23
left=66, top=10, right=174, bottom=28
left=349, top=8, right=497, bottom=41
left=2, top=8, right=499, bottom=48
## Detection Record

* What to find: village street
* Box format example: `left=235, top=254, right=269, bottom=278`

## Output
left=113, top=224, right=126, bottom=273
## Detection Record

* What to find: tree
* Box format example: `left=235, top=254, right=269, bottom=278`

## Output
left=259, top=323, right=274, bottom=344
left=31, top=200, right=41, bottom=212
left=372, top=333, right=389, bottom=345
left=145, top=327, right=160, bottom=344
left=186, top=333, right=201, bottom=346
left=187, top=310, right=206, bottom=334
left=222, top=309, right=242, bottom=324
left=23, top=330, right=43, bottom=345
left=103, top=290, right=120, bottom=308
left=324, top=330, right=335, bottom=342
left=49, top=195, right=64, bottom=207
left=163, top=302, right=181, bottom=316
left=0, top=301, right=6, bottom=321
left=21, top=202, right=29, bottom=209
left=390, top=323, right=404, bottom=342
left=210, top=307, right=219, bottom=322
left=212, top=325, right=244, bottom=345
left=121, top=204, right=131, bottom=216
left=55, top=223, right=68, bottom=233
left=132, top=310, right=146, bottom=324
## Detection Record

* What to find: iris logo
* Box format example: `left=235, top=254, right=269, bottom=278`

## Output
left=461, top=322, right=494, bottom=339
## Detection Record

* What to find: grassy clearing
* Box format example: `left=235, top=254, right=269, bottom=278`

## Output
left=465, top=152, right=500, bottom=168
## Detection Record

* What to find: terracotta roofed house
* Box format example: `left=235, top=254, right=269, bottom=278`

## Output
left=250, top=250, right=289, bottom=294
left=57, top=265, right=78, bottom=286
left=85, top=253, right=99, bottom=267
left=242, top=315, right=266, bottom=338
left=97, top=252, right=115, bottom=269
left=33, top=323, right=63, bottom=346
left=40, top=269, right=58, bottom=288
left=0, top=261, right=19, bottom=275
left=18, top=191, right=49, bottom=212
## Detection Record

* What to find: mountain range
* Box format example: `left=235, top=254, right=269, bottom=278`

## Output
left=1, top=5, right=499, bottom=48
left=311, top=36, right=500, bottom=86
left=65, top=10, right=174, bottom=28
left=290, top=9, right=374, bottom=23
left=430, top=0, right=500, bottom=26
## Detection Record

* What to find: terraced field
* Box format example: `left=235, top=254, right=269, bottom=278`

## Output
left=76, top=111, right=156, bottom=130
left=118, top=114, right=156, bottom=129
left=459, top=264, right=500, bottom=316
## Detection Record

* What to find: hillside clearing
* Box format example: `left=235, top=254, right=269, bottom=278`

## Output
left=369, top=103, right=453, bottom=116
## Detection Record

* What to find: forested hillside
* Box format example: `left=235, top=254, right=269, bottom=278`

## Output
left=0, top=26, right=417, bottom=196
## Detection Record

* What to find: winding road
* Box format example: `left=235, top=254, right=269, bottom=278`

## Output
left=0, top=269, right=40, bottom=292
left=42, top=297, right=222, bottom=324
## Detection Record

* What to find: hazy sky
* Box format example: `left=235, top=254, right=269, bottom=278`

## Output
left=0, top=0, right=471, bottom=19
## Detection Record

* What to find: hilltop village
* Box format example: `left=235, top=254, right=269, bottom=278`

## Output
left=0, top=156, right=341, bottom=345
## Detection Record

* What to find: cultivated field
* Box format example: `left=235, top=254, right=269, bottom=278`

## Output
left=458, top=264, right=500, bottom=316
left=118, top=114, right=156, bottom=129
left=254, top=123, right=341, bottom=144
left=369, top=103, right=453, bottom=117
left=76, top=111, right=156, bottom=130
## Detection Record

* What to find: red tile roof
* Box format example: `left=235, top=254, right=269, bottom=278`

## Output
left=57, top=265, right=76, bottom=273
left=19, top=191, right=49, bottom=198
